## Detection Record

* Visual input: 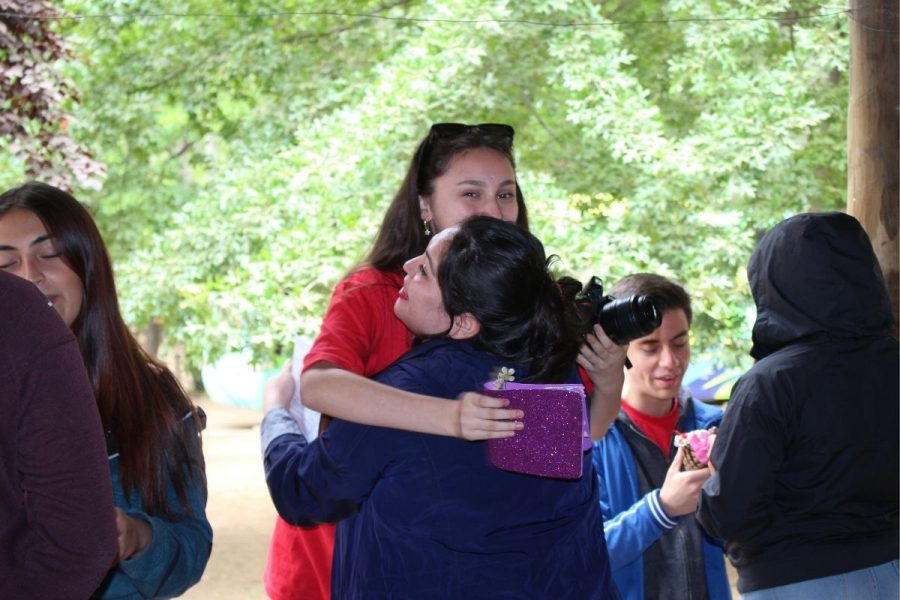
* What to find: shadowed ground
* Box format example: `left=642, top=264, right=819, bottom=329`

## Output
left=181, top=394, right=273, bottom=599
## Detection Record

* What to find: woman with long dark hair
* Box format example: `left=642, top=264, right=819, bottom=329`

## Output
left=0, top=182, right=212, bottom=599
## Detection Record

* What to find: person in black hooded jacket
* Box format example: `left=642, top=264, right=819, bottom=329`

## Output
left=697, top=212, right=899, bottom=599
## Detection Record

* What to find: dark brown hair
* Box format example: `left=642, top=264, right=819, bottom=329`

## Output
left=439, top=216, right=584, bottom=382
left=0, top=182, right=202, bottom=518
left=363, top=124, right=529, bottom=272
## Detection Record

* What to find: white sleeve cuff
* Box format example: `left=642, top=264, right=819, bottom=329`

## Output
left=648, top=489, right=680, bottom=529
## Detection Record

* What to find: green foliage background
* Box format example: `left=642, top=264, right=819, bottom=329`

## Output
left=1, top=1, right=848, bottom=370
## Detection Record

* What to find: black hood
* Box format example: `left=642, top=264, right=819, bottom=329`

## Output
left=748, top=212, right=895, bottom=360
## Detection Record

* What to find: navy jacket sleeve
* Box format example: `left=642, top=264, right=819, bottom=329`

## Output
left=263, top=341, right=477, bottom=527
left=264, top=408, right=390, bottom=526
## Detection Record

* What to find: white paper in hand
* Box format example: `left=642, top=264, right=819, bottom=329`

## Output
left=288, top=336, right=321, bottom=441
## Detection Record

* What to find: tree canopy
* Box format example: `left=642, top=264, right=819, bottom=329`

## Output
left=0, top=0, right=104, bottom=189
left=0, top=0, right=849, bottom=370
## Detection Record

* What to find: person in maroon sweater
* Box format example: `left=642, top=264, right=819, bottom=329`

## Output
left=0, top=270, right=118, bottom=598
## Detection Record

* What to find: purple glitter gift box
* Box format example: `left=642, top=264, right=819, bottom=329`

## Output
left=483, top=382, right=586, bottom=479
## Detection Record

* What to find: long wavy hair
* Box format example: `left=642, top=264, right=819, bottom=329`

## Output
left=0, top=182, right=202, bottom=518
left=363, top=123, right=529, bottom=273
left=438, top=216, right=587, bottom=382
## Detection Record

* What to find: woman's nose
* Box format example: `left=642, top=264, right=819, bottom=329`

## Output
left=21, top=257, right=43, bottom=284
left=477, top=199, right=503, bottom=219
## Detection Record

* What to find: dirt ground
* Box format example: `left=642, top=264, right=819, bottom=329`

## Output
left=181, top=395, right=274, bottom=599
left=181, top=394, right=739, bottom=599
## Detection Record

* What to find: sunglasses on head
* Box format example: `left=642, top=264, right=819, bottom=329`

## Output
left=429, top=122, right=515, bottom=140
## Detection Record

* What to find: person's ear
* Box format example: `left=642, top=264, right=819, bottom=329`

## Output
left=448, top=312, right=480, bottom=340
left=419, top=196, right=432, bottom=222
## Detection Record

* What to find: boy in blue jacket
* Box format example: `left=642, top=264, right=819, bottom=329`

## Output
left=593, top=273, right=731, bottom=599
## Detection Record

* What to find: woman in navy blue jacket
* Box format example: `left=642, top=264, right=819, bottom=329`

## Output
left=264, top=216, right=623, bottom=598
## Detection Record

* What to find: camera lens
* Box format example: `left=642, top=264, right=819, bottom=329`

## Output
left=598, top=294, right=662, bottom=345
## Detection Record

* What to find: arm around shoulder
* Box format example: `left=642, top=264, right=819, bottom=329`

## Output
left=302, top=364, right=461, bottom=437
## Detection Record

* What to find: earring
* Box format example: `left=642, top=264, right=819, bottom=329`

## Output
left=423, top=220, right=432, bottom=236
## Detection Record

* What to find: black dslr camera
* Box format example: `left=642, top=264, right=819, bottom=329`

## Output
left=576, top=276, right=661, bottom=345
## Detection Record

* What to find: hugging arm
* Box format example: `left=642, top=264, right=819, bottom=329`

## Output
left=263, top=408, right=383, bottom=526
left=302, top=364, right=522, bottom=440
left=269, top=269, right=521, bottom=440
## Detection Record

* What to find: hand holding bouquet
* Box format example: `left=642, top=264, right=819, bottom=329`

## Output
left=674, top=427, right=718, bottom=471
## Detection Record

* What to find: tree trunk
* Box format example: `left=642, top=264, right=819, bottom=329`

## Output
left=143, top=320, right=163, bottom=358
left=847, top=0, right=899, bottom=336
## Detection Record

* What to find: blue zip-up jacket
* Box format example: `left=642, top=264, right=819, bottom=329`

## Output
left=593, top=397, right=731, bottom=600
left=94, top=409, right=212, bottom=599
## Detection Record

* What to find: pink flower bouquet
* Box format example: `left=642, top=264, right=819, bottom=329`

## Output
left=673, top=427, right=718, bottom=470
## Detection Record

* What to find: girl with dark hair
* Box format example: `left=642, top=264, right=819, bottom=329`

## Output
left=299, top=123, right=536, bottom=434
left=263, top=123, right=625, bottom=598
left=264, top=216, right=622, bottom=598
left=0, top=182, right=211, bottom=599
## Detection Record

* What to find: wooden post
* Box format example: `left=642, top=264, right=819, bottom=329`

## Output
left=847, top=0, right=899, bottom=335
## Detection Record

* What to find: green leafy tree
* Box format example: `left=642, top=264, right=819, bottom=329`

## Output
left=2, top=0, right=848, bottom=371
left=0, top=0, right=104, bottom=190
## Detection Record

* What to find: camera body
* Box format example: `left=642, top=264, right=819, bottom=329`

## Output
left=576, top=276, right=661, bottom=345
